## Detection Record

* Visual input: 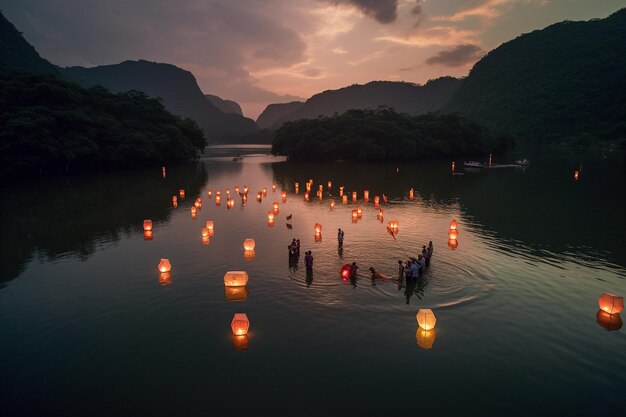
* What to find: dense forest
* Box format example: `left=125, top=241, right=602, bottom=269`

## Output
left=272, top=108, right=513, bottom=161
left=0, top=71, right=206, bottom=179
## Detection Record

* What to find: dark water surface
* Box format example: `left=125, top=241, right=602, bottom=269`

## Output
left=1, top=146, right=625, bottom=416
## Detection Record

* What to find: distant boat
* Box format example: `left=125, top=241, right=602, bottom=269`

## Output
left=464, top=161, right=484, bottom=168
left=515, top=158, right=530, bottom=166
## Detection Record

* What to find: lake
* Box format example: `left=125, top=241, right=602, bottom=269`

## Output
left=1, top=145, right=625, bottom=416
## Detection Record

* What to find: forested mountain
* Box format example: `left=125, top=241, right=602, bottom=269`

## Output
left=264, top=77, right=461, bottom=129
left=205, top=94, right=243, bottom=116
left=0, top=12, right=59, bottom=76
left=256, top=101, right=304, bottom=129
left=272, top=108, right=512, bottom=161
left=62, top=61, right=258, bottom=141
left=444, top=9, right=626, bottom=146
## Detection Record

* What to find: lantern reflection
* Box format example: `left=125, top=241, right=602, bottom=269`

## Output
left=202, top=236, right=209, bottom=245
left=357, top=206, right=362, bottom=217
left=416, top=309, right=436, bottom=330
left=342, top=195, right=348, bottom=205
left=387, top=220, right=399, bottom=234
left=330, top=200, right=335, bottom=209
left=596, top=310, right=623, bottom=331
left=451, top=161, right=455, bottom=173
left=314, top=232, right=322, bottom=242
left=143, top=231, right=153, bottom=241
left=448, top=239, right=459, bottom=249
left=450, top=220, right=458, bottom=230
left=314, top=223, right=322, bottom=233
left=215, top=196, right=221, bottom=206
left=207, top=189, right=212, bottom=198
left=231, top=313, right=250, bottom=336
left=244, top=250, right=256, bottom=261
left=202, top=228, right=209, bottom=238
left=143, top=219, right=153, bottom=231
left=352, top=191, right=357, bottom=202
left=352, top=209, right=359, bottom=220
left=179, top=189, right=185, bottom=199
left=231, top=334, right=249, bottom=351
left=224, top=271, right=249, bottom=287
left=409, top=188, right=414, bottom=201
left=416, top=328, right=436, bottom=350
left=374, top=196, right=380, bottom=207
left=448, top=230, right=458, bottom=240
left=158, top=259, right=171, bottom=273
left=598, top=293, right=624, bottom=314
left=304, top=192, right=310, bottom=201
left=339, top=186, right=344, bottom=197
left=225, top=286, right=249, bottom=302
left=158, top=272, right=172, bottom=286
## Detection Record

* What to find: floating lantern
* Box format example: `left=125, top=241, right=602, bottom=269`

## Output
left=162, top=167, right=166, bottom=178
left=281, top=191, right=287, bottom=199
left=318, top=185, right=323, bottom=193
left=352, top=191, right=357, bottom=202
left=448, top=239, right=459, bottom=249
left=352, top=209, right=358, bottom=220
left=201, top=228, right=210, bottom=238
left=268, top=211, right=275, bottom=221
left=191, top=206, right=197, bottom=215
left=272, top=184, right=277, bottom=192
left=234, top=186, right=240, bottom=193
left=314, top=223, right=322, bottom=233
left=314, top=232, right=322, bottom=242
left=304, top=192, right=310, bottom=201
left=206, top=221, right=214, bottom=231
left=225, top=188, right=230, bottom=195
left=450, top=220, right=458, bottom=230
left=574, top=170, right=579, bottom=181
left=357, top=206, right=362, bottom=217
left=273, top=202, right=279, bottom=211
left=202, top=236, right=209, bottom=245
left=207, top=189, right=212, bottom=198
left=243, top=185, right=248, bottom=194
left=228, top=198, right=236, bottom=209
left=330, top=200, right=335, bottom=209
left=224, top=271, right=249, bottom=287
left=215, top=196, right=221, bottom=206
left=341, top=264, right=351, bottom=278
left=374, top=196, right=380, bottom=207
left=216, top=190, right=221, bottom=197
left=243, top=239, right=256, bottom=251
left=317, top=190, right=323, bottom=201
left=244, top=250, right=255, bottom=261
left=143, top=219, right=153, bottom=231
left=256, top=192, right=262, bottom=202
left=231, top=334, right=249, bottom=351
left=451, top=161, right=455, bottom=173
left=342, top=195, right=348, bottom=205
left=179, top=189, right=185, bottom=199
left=262, top=187, right=267, bottom=197
left=416, top=309, right=436, bottom=330
left=158, top=259, right=171, bottom=273
left=598, top=293, right=624, bottom=315
left=596, top=310, right=623, bottom=331
left=388, top=220, right=399, bottom=234
left=448, top=230, right=458, bottom=240
left=409, top=188, right=414, bottom=201
left=416, top=328, right=436, bottom=350
left=143, top=231, right=153, bottom=241
left=364, top=190, right=369, bottom=201
left=295, top=182, right=299, bottom=193
left=231, top=313, right=250, bottom=336
left=158, top=272, right=172, bottom=286
left=225, top=286, right=249, bottom=302
left=194, top=198, right=202, bottom=208
left=172, top=195, right=178, bottom=204
left=328, top=181, right=332, bottom=188
left=306, top=183, right=312, bottom=192
left=339, top=186, right=344, bottom=197
left=267, top=219, right=275, bottom=227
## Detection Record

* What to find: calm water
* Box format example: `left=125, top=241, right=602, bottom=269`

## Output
left=1, top=146, right=625, bottom=416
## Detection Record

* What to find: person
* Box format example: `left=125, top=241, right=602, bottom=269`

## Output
left=349, top=262, right=359, bottom=278
left=288, top=239, right=297, bottom=257
left=405, top=260, right=412, bottom=283
left=410, top=260, right=419, bottom=282
left=425, top=245, right=431, bottom=267
left=421, top=245, right=427, bottom=259
left=305, top=251, right=313, bottom=270
left=419, top=254, right=426, bottom=273
left=337, top=228, right=344, bottom=247
left=398, top=260, right=405, bottom=280
left=428, top=241, right=434, bottom=256
left=296, top=239, right=301, bottom=258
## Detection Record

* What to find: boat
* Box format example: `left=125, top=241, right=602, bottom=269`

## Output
left=463, top=161, right=484, bottom=168
left=515, top=158, right=530, bottom=166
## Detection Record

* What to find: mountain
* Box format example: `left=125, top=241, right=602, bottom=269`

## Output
left=205, top=94, right=243, bottom=116
left=61, top=60, right=259, bottom=142
left=264, top=77, right=461, bottom=129
left=0, top=12, right=60, bottom=76
left=443, top=9, right=626, bottom=146
left=256, top=101, right=304, bottom=129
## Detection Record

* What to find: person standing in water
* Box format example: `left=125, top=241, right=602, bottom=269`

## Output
left=305, top=251, right=314, bottom=270
left=296, top=239, right=301, bottom=258
left=337, top=228, right=344, bottom=247
left=398, top=260, right=405, bottom=281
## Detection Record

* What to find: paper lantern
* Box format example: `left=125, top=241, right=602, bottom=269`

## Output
left=194, top=198, right=202, bottom=208
left=267, top=219, right=275, bottom=227
left=448, top=239, right=459, bottom=249
left=158, top=259, right=171, bottom=273
left=374, top=196, right=380, bottom=207
left=234, top=186, right=240, bottom=193
left=227, top=198, right=235, bottom=209
left=244, top=250, right=255, bottom=261
left=451, top=161, right=455, bottom=173
left=207, top=189, right=212, bottom=197
left=341, top=264, right=351, bottom=278
left=409, top=188, right=414, bottom=200
left=416, top=328, right=436, bottom=350
left=243, top=185, right=249, bottom=194
left=574, top=170, right=579, bottom=181
left=295, top=182, right=299, bottom=193
left=314, top=223, right=322, bottom=233
left=225, top=286, right=249, bottom=302
left=357, top=206, right=362, bottom=217
left=352, top=191, right=357, bottom=202
left=158, top=272, right=172, bottom=286
left=342, top=195, right=348, bottom=205
left=206, top=221, right=214, bottom=231
left=450, top=220, right=458, bottom=230
left=225, top=188, right=230, bottom=195
left=596, top=310, right=623, bottom=331
left=191, top=206, right=197, bottom=215
left=304, top=192, right=310, bottom=201
left=352, top=209, right=358, bottom=220
left=200, top=228, right=209, bottom=238
left=448, top=230, right=458, bottom=240
left=273, top=202, right=279, bottom=210
left=243, top=239, right=256, bottom=251
left=143, top=219, right=153, bottom=231
left=162, top=167, right=166, bottom=178
left=179, top=189, right=185, bottom=199
left=224, top=271, right=249, bottom=287
left=215, top=196, right=221, bottom=206
left=231, top=334, right=249, bottom=351
left=143, top=231, right=153, bottom=241
left=172, top=195, right=178, bottom=204
left=388, top=220, right=399, bottom=233
left=268, top=211, right=275, bottom=221
left=231, top=313, right=250, bottom=336
left=328, top=181, right=332, bottom=188
left=256, top=192, right=262, bottom=201
left=598, top=293, right=624, bottom=314
left=317, top=191, right=323, bottom=201
left=272, top=184, right=277, bottom=192
left=330, top=200, right=335, bottom=209
left=364, top=190, right=369, bottom=200
left=339, top=186, right=344, bottom=197
left=216, top=190, right=221, bottom=197
left=416, top=309, right=436, bottom=330
left=281, top=191, right=287, bottom=199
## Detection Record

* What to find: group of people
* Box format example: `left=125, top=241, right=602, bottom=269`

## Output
left=398, top=241, right=434, bottom=282
left=288, top=238, right=314, bottom=271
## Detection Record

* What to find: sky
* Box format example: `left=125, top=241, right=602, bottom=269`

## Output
left=2, top=0, right=624, bottom=118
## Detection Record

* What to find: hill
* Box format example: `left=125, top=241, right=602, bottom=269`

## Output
left=62, top=61, right=258, bottom=142
left=272, top=108, right=512, bottom=161
left=257, top=101, right=304, bottom=129
left=443, top=9, right=626, bottom=146
left=266, top=77, right=461, bottom=129
left=205, top=94, right=243, bottom=116
left=0, top=12, right=60, bottom=76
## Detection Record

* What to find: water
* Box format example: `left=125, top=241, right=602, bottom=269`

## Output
left=1, top=146, right=625, bottom=416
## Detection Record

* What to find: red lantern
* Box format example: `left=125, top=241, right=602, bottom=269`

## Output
left=158, top=259, right=171, bottom=273
left=224, top=271, right=249, bottom=287
left=448, top=239, right=459, bottom=249
left=314, top=223, right=322, bottom=233
left=598, top=293, right=624, bottom=314
left=357, top=206, right=362, bottom=217
left=451, top=161, right=455, bottom=173
left=574, top=170, right=579, bottom=181
left=143, top=219, right=153, bottom=231
left=231, top=313, right=250, bottom=336
left=330, top=200, right=335, bottom=209
left=341, top=264, right=351, bottom=278
left=179, top=189, right=185, bottom=199
left=450, top=220, right=458, bottom=230
left=448, top=230, right=458, bottom=240
left=143, top=231, right=153, bottom=241
left=352, top=209, right=358, bottom=220
left=207, top=189, right=212, bottom=198
left=225, top=286, right=249, bottom=302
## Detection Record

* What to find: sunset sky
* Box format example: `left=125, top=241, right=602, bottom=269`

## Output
left=2, top=0, right=624, bottom=118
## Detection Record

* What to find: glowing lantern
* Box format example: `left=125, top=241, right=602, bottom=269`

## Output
left=596, top=310, right=623, bottom=331
left=306, top=183, right=312, bottom=192
left=281, top=191, right=287, bottom=199
left=231, top=313, right=250, bottom=336
left=172, top=195, right=178, bottom=204
left=357, top=206, right=362, bottom=217
left=234, top=186, right=240, bottom=193
left=162, top=166, right=166, bottom=178
left=374, top=196, right=380, bottom=207
left=340, top=186, right=344, bottom=197
left=224, top=271, right=249, bottom=287
left=191, top=206, right=197, bottom=215
left=273, top=202, right=279, bottom=211
left=330, top=200, right=335, bottom=209
left=227, top=198, right=235, bottom=209
left=268, top=211, right=275, bottom=222
left=598, top=293, right=624, bottom=314
left=317, top=191, right=323, bottom=201
left=448, top=230, right=458, bottom=240
left=243, top=185, right=248, bottom=194
left=158, top=272, right=172, bottom=286
left=267, top=219, right=275, bottom=227
left=451, top=161, right=455, bottom=173
left=574, top=170, right=579, bottom=181
left=244, top=250, right=255, bottom=261
left=216, top=191, right=221, bottom=197
left=225, top=188, right=230, bottom=195
left=450, top=220, right=458, bottom=230
left=328, top=181, right=332, bottom=188
left=272, top=184, right=276, bottom=192
left=314, top=232, right=322, bottom=242
left=215, top=196, right=221, bottom=206
left=304, top=192, right=310, bottom=201
left=314, top=223, right=322, bottom=233
left=295, top=182, right=299, bottom=193
left=200, top=228, right=209, bottom=239
left=207, top=189, right=212, bottom=198
left=143, top=219, right=153, bottom=231
left=179, top=189, right=185, bottom=199
left=158, top=259, right=171, bottom=273
left=409, top=188, right=414, bottom=201
left=194, top=198, right=202, bottom=208
left=232, top=335, right=249, bottom=351
left=388, top=220, right=399, bottom=234
left=262, top=187, right=267, bottom=196
left=319, top=184, right=323, bottom=192
left=342, top=195, right=348, bottom=205
left=352, top=209, right=358, bottom=220
left=352, top=191, right=357, bottom=202
left=143, top=231, right=153, bottom=241
left=364, top=190, right=369, bottom=201
left=416, top=309, right=436, bottom=330
left=416, top=328, right=436, bottom=350
left=341, top=264, right=351, bottom=278
left=448, top=239, right=459, bottom=249
left=243, top=239, right=256, bottom=251
left=225, top=286, right=249, bottom=302
left=206, top=221, right=214, bottom=231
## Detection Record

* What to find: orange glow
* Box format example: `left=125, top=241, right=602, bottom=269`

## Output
left=448, top=230, right=458, bottom=240
left=364, top=190, right=369, bottom=201
left=318, top=184, right=323, bottom=192
left=330, top=200, right=335, bottom=209
left=201, top=227, right=209, bottom=238
left=179, top=189, right=185, bottom=199
left=206, top=221, right=214, bottom=231
left=339, top=186, right=344, bottom=197
left=194, top=197, right=202, bottom=208
left=143, top=219, right=153, bottom=231
left=374, top=196, right=380, bottom=207
left=352, top=191, right=357, bottom=202
left=342, top=195, right=348, bottom=205
left=416, top=328, right=436, bottom=350
left=162, top=166, right=166, bottom=178
left=215, top=196, right=221, bottom=206
left=216, top=190, right=221, bottom=197
left=268, top=219, right=275, bottom=227
left=158, top=271, right=172, bottom=286
left=231, top=313, right=250, bottom=336
left=172, top=195, right=178, bottom=204
left=243, top=185, right=248, bottom=194
left=450, top=220, right=458, bottom=230
left=295, top=182, right=299, bottom=193
left=268, top=211, right=275, bottom=221
left=234, top=186, right=240, bottom=193
left=272, top=184, right=277, bottom=192
left=306, top=183, right=312, bottom=192
left=357, top=206, right=362, bottom=217
left=598, top=293, right=624, bottom=314
left=143, top=231, right=153, bottom=241
left=158, top=259, right=171, bottom=273
left=314, top=232, right=322, bottom=242
left=448, top=239, right=459, bottom=249
left=409, top=188, right=414, bottom=201
left=304, top=192, right=310, bottom=201
left=228, top=198, right=235, bottom=209
left=262, top=187, right=267, bottom=196
left=244, top=249, right=255, bottom=261
left=207, top=189, right=212, bottom=197
left=574, top=170, right=580, bottom=181
left=596, top=310, right=623, bottom=331
left=243, top=239, right=256, bottom=251
left=281, top=191, right=287, bottom=199
left=314, top=223, right=322, bottom=233
left=224, top=271, right=249, bottom=287
left=451, top=161, right=455, bottom=173
left=231, top=334, right=249, bottom=351
left=225, top=286, right=249, bottom=302
left=328, top=181, right=332, bottom=188
left=225, top=188, right=230, bottom=195
left=352, top=209, right=358, bottom=219
left=387, top=220, right=399, bottom=233
left=416, top=309, right=436, bottom=330
left=191, top=206, right=197, bottom=215
left=273, top=202, right=279, bottom=210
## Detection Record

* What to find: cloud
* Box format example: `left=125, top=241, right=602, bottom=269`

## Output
left=425, top=44, right=484, bottom=67
left=322, top=0, right=399, bottom=23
